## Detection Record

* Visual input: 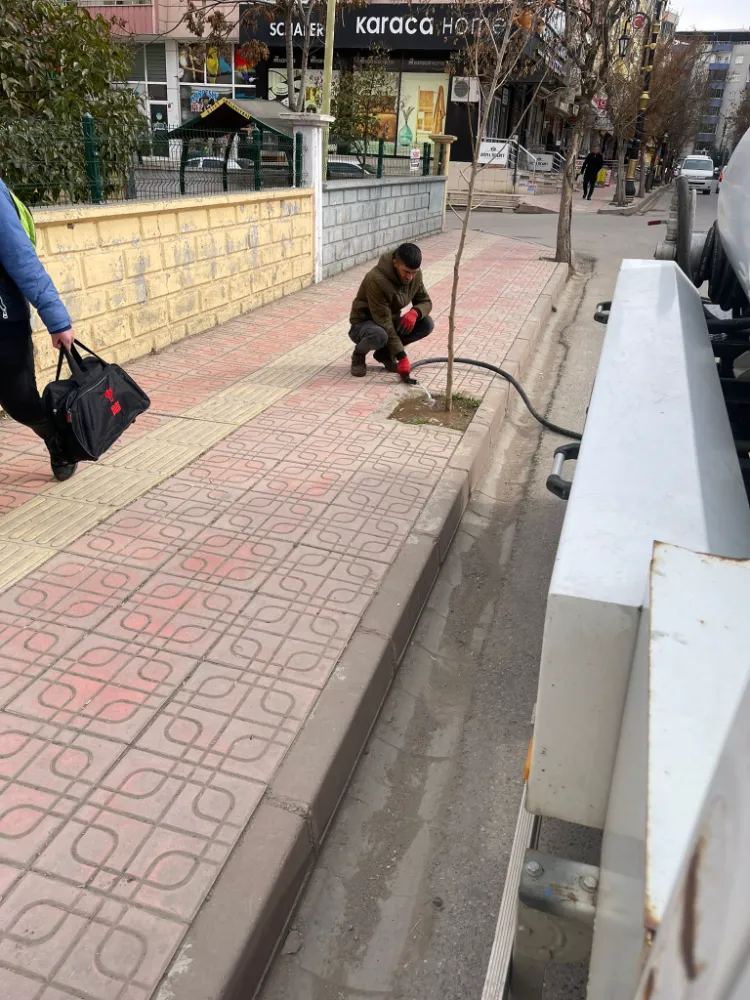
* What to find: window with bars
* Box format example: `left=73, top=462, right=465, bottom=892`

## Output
left=127, top=43, right=168, bottom=101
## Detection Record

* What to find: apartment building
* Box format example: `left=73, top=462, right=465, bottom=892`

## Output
left=676, top=28, right=750, bottom=156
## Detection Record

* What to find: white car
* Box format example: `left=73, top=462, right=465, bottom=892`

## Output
left=678, top=155, right=715, bottom=195
left=185, top=156, right=249, bottom=172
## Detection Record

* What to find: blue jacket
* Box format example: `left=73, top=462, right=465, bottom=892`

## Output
left=0, top=180, right=71, bottom=334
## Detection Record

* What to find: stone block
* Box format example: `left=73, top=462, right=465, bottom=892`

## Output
left=82, top=249, right=124, bottom=288
left=97, top=216, right=141, bottom=247
left=45, top=258, right=83, bottom=294
left=177, top=207, right=210, bottom=233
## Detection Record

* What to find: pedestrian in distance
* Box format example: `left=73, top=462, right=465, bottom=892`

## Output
left=0, top=178, right=77, bottom=481
left=579, top=145, right=604, bottom=201
left=349, top=243, right=434, bottom=380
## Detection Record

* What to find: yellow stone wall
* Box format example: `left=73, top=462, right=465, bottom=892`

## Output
left=31, top=189, right=314, bottom=384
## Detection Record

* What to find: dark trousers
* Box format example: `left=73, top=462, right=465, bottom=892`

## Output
left=0, top=323, right=50, bottom=440
left=582, top=174, right=597, bottom=199
left=349, top=315, right=435, bottom=355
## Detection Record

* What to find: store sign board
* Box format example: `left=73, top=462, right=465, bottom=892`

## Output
left=241, top=3, right=508, bottom=51
left=478, top=140, right=510, bottom=166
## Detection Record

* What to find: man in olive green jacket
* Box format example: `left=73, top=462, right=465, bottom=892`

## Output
left=349, top=243, right=434, bottom=378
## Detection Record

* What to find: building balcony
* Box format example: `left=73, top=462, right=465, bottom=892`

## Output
left=697, top=132, right=717, bottom=141
left=709, top=63, right=730, bottom=72
left=702, top=115, right=720, bottom=124
left=712, top=43, right=733, bottom=52
left=708, top=98, right=723, bottom=107
left=82, top=1, right=155, bottom=34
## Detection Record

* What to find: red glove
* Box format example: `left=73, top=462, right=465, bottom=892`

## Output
left=399, top=309, right=419, bottom=334
left=396, top=354, right=411, bottom=376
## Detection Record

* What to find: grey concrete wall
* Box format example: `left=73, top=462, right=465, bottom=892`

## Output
left=321, top=175, right=446, bottom=278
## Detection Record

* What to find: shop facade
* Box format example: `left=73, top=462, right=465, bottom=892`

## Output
left=110, top=2, right=567, bottom=157
left=240, top=2, right=567, bottom=161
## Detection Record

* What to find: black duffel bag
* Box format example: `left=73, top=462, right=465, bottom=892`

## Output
left=43, top=341, right=150, bottom=463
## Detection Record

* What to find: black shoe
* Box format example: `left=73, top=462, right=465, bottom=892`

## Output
left=46, top=436, right=77, bottom=482
left=373, top=348, right=399, bottom=373
left=350, top=350, right=367, bottom=377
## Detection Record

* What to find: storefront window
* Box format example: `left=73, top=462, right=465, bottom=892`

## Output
left=397, top=72, right=448, bottom=150
left=179, top=44, right=206, bottom=84
left=179, top=43, right=258, bottom=121
left=266, top=67, right=339, bottom=114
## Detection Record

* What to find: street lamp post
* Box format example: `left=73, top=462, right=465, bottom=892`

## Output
left=627, top=0, right=665, bottom=194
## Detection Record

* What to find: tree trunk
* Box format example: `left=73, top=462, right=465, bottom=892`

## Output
left=445, top=158, right=479, bottom=411
left=555, top=126, right=582, bottom=267
left=615, top=142, right=627, bottom=206
left=284, top=7, right=295, bottom=112
left=638, top=145, right=647, bottom=199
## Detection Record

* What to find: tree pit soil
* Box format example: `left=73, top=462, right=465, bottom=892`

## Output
left=390, top=392, right=481, bottom=431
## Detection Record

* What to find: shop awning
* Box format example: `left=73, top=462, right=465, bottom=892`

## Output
left=168, top=97, right=293, bottom=139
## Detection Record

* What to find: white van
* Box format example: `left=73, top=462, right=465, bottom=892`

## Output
left=678, top=155, right=715, bottom=195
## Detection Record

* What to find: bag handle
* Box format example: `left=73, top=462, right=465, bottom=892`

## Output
left=55, top=339, right=107, bottom=386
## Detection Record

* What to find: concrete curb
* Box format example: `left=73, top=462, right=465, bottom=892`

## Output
left=155, top=261, right=570, bottom=1000
left=597, top=182, right=672, bottom=217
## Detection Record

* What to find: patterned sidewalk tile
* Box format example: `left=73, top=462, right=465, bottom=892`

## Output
left=0, top=228, right=558, bottom=999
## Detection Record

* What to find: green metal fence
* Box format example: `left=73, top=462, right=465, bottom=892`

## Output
left=327, top=137, right=433, bottom=181
left=1, top=115, right=302, bottom=208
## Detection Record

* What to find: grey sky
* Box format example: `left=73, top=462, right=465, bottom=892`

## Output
left=673, top=0, right=750, bottom=31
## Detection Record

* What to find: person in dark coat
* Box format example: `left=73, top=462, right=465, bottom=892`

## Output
left=579, top=145, right=604, bottom=200
left=0, top=178, right=77, bottom=481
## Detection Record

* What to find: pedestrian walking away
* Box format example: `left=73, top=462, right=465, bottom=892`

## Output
left=579, top=145, right=604, bottom=201
left=0, top=178, right=77, bottom=481
left=349, top=242, right=434, bottom=379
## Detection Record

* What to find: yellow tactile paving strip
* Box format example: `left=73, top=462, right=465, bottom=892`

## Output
left=0, top=234, right=497, bottom=592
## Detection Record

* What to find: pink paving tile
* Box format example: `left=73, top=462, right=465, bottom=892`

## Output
left=6, top=665, right=163, bottom=743
left=0, top=871, right=184, bottom=998
left=159, top=532, right=291, bottom=591
left=259, top=545, right=387, bottom=617
left=95, top=603, right=225, bottom=660
left=135, top=698, right=292, bottom=784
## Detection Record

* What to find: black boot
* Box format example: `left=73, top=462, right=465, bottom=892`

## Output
left=373, top=348, right=399, bottom=373
left=46, top=435, right=77, bottom=482
left=350, top=350, right=367, bottom=377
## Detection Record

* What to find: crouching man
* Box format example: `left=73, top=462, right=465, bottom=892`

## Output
left=349, top=242, right=434, bottom=379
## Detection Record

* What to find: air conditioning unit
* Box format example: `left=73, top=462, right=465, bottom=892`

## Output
left=451, top=77, right=480, bottom=103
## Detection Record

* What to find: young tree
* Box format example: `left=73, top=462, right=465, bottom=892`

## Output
left=547, top=0, right=638, bottom=265
left=443, top=0, right=547, bottom=411
left=330, top=48, right=396, bottom=166
left=641, top=34, right=710, bottom=189
left=0, top=0, right=144, bottom=204
left=604, top=66, right=641, bottom=206
left=726, top=89, right=750, bottom=151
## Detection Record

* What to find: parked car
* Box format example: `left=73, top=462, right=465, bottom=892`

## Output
left=185, top=156, right=250, bottom=172
left=327, top=159, right=377, bottom=180
left=678, top=155, right=716, bottom=195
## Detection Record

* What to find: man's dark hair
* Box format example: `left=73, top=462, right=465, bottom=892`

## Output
left=395, top=243, right=422, bottom=269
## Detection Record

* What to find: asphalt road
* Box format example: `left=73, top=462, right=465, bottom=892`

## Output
left=259, top=190, right=720, bottom=1000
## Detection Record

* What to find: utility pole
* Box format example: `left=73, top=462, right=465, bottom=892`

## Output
left=627, top=0, right=665, bottom=187
left=321, top=0, right=336, bottom=176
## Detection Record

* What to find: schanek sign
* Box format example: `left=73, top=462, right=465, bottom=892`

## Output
left=240, top=4, right=507, bottom=51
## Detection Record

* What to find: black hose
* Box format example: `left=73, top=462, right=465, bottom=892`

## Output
left=410, top=356, right=583, bottom=441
